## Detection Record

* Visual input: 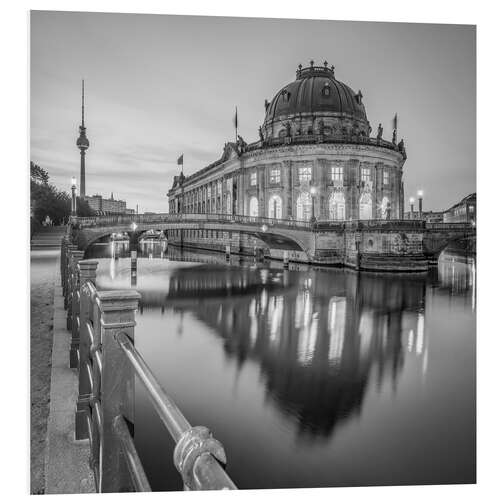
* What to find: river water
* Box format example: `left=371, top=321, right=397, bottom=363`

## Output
left=87, top=240, right=476, bottom=490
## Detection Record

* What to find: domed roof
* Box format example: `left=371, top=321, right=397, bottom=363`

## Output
left=264, top=62, right=368, bottom=124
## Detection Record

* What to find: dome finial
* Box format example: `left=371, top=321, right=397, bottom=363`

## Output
left=310, top=59, right=314, bottom=67
left=324, top=60, right=328, bottom=67
left=298, top=63, right=302, bottom=71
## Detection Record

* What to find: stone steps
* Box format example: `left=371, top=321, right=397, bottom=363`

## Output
left=31, top=227, right=67, bottom=249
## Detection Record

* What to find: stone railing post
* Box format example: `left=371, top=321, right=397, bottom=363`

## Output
left=64, top=244, right=77, bottom=309
left=98, top=289, right=141, bottom=493
left=67, top=250, right=84, bottom=331
left=71, top=260, right=98, bottom=368
left=60, top=237, right=70, bottom=287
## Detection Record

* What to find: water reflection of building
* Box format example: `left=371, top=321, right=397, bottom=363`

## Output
left=131, top=260, right=427, bottom=439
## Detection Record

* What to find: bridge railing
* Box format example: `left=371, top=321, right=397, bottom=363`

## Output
left=74, top=214, right=475, bottom=233
left=75, top=213, right=313, bottom=229
left=425, top=222, right=474, bottom=231
left=61, top=241, right=237, bottom=492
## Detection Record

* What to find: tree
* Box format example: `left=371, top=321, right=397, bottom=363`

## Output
left=30, top=161, right=49, bottom=185
left=30, top=161, right=95, bottom=225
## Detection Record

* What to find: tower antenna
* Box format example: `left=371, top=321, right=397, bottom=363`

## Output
left=81, top=79, right=85, bottom=127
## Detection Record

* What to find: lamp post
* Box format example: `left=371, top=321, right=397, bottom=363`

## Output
left=409, top=197, right=415, bottom=220
left=310, top=186, right=317, bottom=221
left=71, top=176, right=77, bottom=217
left=417, top=190, right=424, bottom=219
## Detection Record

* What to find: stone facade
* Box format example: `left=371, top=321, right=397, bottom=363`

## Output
left=168, top=63, right=406, bottom=224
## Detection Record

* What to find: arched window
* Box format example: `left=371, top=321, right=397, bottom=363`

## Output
left=249, top=196, right=259, bottom=217
left=359, top=192, right=373, bottom=220
left=268, top=195, right=282, bottom=219
left=329, top=192, right=346, bottom=220
left=296, top=191, right=312, bottom=221
left=380, top=196, right=389, bottom=219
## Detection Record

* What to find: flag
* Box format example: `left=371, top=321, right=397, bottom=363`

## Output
left=233, top=106, right=238, bottom=130
left=177, top=154, right=183, bottom=166
left=392, top=113, right=398, bottom=131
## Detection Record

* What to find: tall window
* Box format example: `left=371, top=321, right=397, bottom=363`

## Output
left=217, top=181, right=222, bottom=196
left=361, top=168, right=371, bottom=183
left=270, top=168, right=281, bottom=184
left=359, top=192, right=373, bottom=220
left=207, top=185, right=211, bottom=198
left=331, top=166, right=344, bottom=182
left=329, top=192, right=346, bottom=220
left=296, top=191, right=312, bottom=221
left=298, top=166, right=312, bottom=182
left=249, top=196, right=259, bottom=217
left=226, top=178, right=232, bottom=191
left=250, top=172, right=257, bottom=186
left=268, top=195, right=282, bottom=219
left=383, top=170, right=389, bottom=185
left=226, top=194, right=232, bottom=214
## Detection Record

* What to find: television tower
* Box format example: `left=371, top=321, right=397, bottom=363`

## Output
left=76, top=79, right=89, bottom=197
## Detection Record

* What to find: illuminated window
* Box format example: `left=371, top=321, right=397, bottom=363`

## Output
left=331, top=166, right=344, bottom=182
left=329, top=192, right=345, bottom=220
left=250, top=172, right=257, bottom=186
left=226, top=178, right=232, bottom=191
left=270, top=168, right=281, bottom=184
left=383, top=171, right=389, bottom=185
left=249, top=196, right=259, bottom=217
left=359, top=192, right=373, bottom=220
left=296, top=191, right=312, bottom=221
left=380, top=196, right=389, bottom=219
left=217, top=181, right=222, bottom=196
left=207, top=185, right=211, bottom=198
left=268, top=195, right=282, bottom=219
left=361, top=168, right=371, bottom=183
left=298, top=166, right=311, bottom=182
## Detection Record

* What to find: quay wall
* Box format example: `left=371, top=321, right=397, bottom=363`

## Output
left=164, top=226, right=428, bottom=272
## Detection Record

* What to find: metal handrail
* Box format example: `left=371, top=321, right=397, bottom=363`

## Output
left=114, top=331, right=237, bottom=491
left=113, top=415, right=152, bottom=492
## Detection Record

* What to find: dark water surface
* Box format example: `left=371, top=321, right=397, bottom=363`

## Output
left=87, top=240, right=476, bottom=490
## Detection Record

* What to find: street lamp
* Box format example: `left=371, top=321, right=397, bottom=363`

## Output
left=409, top=197, right=415, bottom=219
left=310, top=186, right=317, bottom=221
left=71, top=177, right=77, bottom=217
left=417, top=190, right=424, bottom=219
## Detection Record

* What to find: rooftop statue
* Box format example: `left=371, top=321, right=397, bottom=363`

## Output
left=377, top=123, right=383, bottom=141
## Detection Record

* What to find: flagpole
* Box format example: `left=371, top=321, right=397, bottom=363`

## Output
left=235, top=106, right=238, bottom=143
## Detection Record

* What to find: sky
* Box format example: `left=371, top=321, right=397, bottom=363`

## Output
left=30, top=11, right=475, bottom=213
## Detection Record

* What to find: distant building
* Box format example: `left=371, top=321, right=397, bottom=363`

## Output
left=404, top=210, right=443, bottom=223
left=84, top=193, right=130, bottom=215
left=443, top=193, right=476, bottom=224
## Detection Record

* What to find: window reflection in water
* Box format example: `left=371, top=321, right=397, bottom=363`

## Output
left=327, top=298, right=345, bottom=365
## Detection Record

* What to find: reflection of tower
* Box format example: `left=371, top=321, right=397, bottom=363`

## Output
left=76, top=80, right=89, bottom=197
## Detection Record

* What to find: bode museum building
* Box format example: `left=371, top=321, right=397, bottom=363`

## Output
left=168, top=61, right=407, bottom=225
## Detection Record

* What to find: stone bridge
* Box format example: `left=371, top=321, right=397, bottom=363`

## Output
left=70, top=213, right=475, bottom=272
